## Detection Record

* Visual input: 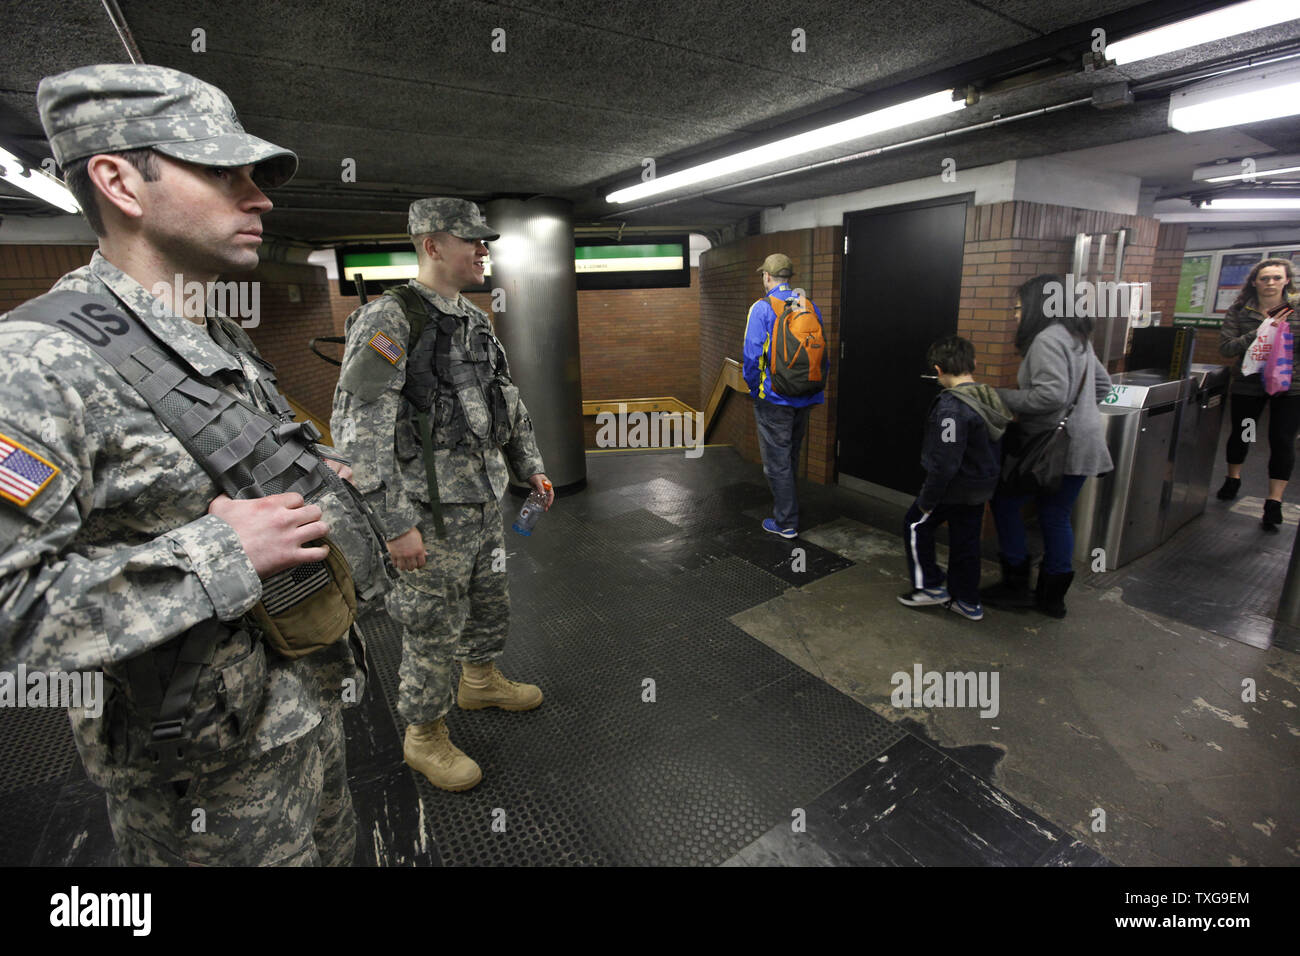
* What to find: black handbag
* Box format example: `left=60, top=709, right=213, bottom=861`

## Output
left=999, top=368, right=1088, bottom=496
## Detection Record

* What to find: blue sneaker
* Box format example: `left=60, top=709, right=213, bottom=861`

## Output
left=898, top=586, right=949, bottom=607
left=947, top=598, right=984, bottom=621
left=762, top=518, right=797, bottom=539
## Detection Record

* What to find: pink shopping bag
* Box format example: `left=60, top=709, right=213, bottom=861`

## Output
left=1263, top=316, right=1294, bottom=395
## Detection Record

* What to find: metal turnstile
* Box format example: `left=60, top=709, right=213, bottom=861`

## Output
left=1073, top=371, right=1192, bottom=570
left=1166, top=364, right=1231, bottom=536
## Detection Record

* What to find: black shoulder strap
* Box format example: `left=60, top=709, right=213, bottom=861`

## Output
left=380, top=284, right=447, bottom=539
left=384, top=284, right=432, bottom=351
left=1060, top=354, right=1091, bottom=425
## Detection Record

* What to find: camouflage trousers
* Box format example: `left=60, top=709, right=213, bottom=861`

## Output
left=104, top=695, right=356, bottom=866
left=387, top=500, right=509, bottom=724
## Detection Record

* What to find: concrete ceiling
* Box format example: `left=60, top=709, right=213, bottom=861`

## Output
left=1, top=0, right=1299, bottom=245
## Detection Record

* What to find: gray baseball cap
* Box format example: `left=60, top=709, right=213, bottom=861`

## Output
left=37, top=64, right=297, bottom=187
left=408, top=197, right=499, bottom=240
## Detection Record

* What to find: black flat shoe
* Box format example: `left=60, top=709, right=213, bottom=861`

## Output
left=1262, top=498, right=1283, bottom=532
left=1216, top=476, right=1241, bottom=500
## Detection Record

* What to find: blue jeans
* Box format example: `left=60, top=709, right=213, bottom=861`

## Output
left=753, top=400, right=811, bottom=530
left=991, top=474, right=1087, bottom=575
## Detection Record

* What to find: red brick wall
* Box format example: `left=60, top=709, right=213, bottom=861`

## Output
left=1151, top=223, right=1189, bottom=323
left=0, top=244, right=97, bottom=313
left=697, top=229, right=841, bottom=483
left=573, top=269, right=700, bottom=407
left=960, top=202, right=1161, bottom=388
left=328, top=285, right=356, bottom=337
left=236, top=261, right=339, bottom=420
left=1, top=244, right=341, bottom=421
left=326, top=270, right=702, bottom=412
left=1189, top=329, right=1221, bottom=366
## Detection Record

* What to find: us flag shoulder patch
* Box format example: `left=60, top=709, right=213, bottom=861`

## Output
left=368, top=331, right=404, bottom=365
left=0, top=432, right=59, bottom=508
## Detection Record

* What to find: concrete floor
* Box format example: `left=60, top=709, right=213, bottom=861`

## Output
left=4, top=423, right=1295, bottom=867
left=718, top=401, right=1300, bottom=867
left=731, top=517, right=1300, bottom=866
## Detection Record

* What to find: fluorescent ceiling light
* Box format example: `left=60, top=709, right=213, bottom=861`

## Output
left=0, top=146, right=80, bottom=214
left=1201, top=197, right=1300, bottom=209
left=1169, top=61, right=1300, bottom=131
left=1195, top=155, right=1300, bottom=182
left=606, top=90, right=964, bottom=204
left=1107, top=0, right=1300, bottom=65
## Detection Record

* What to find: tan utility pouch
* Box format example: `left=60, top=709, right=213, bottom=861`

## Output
left=248, top=538, right=357, bottom=659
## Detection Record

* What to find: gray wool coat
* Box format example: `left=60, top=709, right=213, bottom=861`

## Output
left=997, top=323, right=1114, bottom=478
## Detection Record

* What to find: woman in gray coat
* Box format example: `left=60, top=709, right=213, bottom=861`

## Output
left=983, top=274, right=1113, bottom=618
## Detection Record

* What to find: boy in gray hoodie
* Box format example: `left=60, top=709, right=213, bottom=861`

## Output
left=899, top=335, right=1012, bottom=621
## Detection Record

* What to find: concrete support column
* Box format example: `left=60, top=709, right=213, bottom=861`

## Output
left=484, top=197, right=586, bottom=490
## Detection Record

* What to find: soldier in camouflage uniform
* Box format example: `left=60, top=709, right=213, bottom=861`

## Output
left=0, top=65, right=387, bottom=865
left=332, top=198, right=551, bottom=792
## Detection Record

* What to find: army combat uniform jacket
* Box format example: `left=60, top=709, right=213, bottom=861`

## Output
left=0, top=252, right=371, bottom=791
left=332, top=280, right=545, bottom=535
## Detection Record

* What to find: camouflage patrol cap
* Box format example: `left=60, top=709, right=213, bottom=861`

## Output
left=408, top=197, right=499, bottom=240
left=757, top=253, right=793, bottom=278
left=37, top=64, right=297, bottom=187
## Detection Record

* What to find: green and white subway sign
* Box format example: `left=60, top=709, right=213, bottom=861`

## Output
left=340, top=250, right=419, bottom=282
left=573, top=244, right=685, bottom=272
left=341, top=243, right=684, bottom=283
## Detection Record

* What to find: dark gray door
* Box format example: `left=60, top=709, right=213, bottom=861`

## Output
left=837, top=194, right=971, bottom=493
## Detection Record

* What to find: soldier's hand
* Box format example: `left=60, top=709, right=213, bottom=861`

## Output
left=387, top=526, right=426, bottom=571
left=321, top=457, right=354, bottom=484
left=208, top=493, right=331, bottom=578
left=529, top=473, right=554, bottom=511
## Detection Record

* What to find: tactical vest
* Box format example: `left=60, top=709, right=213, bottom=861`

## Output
left=389, top=285, right=512, bottom=451
left=8, top=290, right=395, bottom=781
left=378, top=286, right=514, bottom=537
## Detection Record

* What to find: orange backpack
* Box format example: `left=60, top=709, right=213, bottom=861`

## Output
left=766, top=290, right=826, bottom=397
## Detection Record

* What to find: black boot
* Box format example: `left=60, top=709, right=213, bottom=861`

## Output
left=1262, top=498, right=1283, bottom=532
left=981, top=554, right=1035, bottom=609
left=1216, top=476, right=1241, bottom=500
left=1036, top=567, right=1075, bottom=619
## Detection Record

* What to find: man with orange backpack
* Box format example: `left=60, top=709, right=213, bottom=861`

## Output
left=742, top=253, right=829, bottom=539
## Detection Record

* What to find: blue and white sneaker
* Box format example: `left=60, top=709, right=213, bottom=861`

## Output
left=762, top=518, right=797, bottom=539
left=947, top=598, right=985, bottom=621
left=898, top=586, right=950, bottom=607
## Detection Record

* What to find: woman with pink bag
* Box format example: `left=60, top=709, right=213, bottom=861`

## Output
left=1218, top=258, right=1300, bottom=531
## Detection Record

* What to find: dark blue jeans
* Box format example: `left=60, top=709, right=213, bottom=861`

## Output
left=991, top=474, right=1087, bottom=575
left=753, top=400, right=812, bottom=530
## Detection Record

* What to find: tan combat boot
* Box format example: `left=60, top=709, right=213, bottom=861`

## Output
left=457, top=661, right=544, bottom=711
left=403, top=718, right=482, bottom=792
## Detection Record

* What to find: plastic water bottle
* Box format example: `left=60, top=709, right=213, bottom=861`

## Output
left=512, top=481, right=552, bottom=536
